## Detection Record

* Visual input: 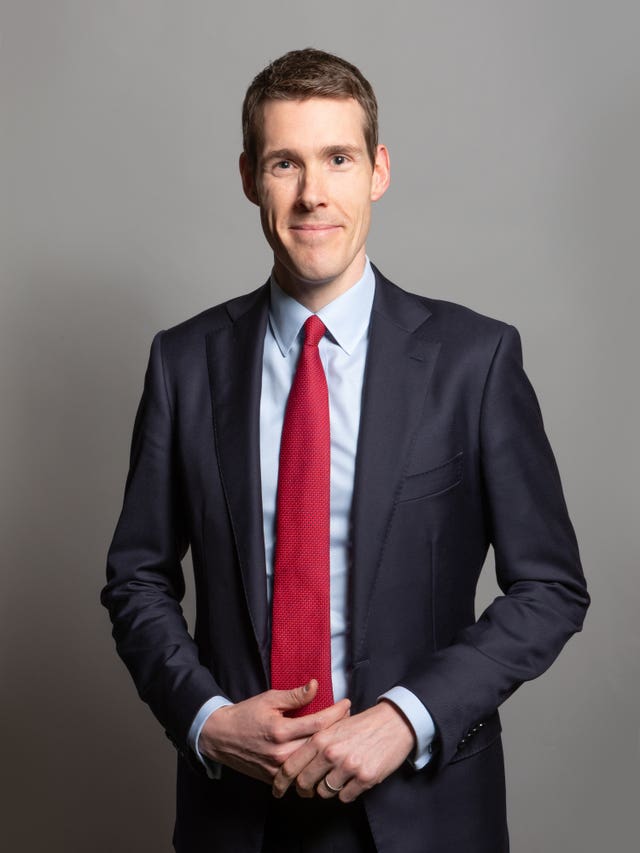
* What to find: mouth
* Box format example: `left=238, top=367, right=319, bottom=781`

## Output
left=289, top=222, right=340, bottom=231
left=289, top=224, right=341, bottom=235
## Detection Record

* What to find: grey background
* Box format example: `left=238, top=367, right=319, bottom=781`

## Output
left=1, top=1, right=638, bottom=850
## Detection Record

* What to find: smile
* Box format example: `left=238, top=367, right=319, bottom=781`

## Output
left=289, top=225, right=341, bottom=236
left=291, top=223, right=340, bottom=231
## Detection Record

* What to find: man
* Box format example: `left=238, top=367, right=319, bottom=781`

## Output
left=102, top=48, right=589, bottom=853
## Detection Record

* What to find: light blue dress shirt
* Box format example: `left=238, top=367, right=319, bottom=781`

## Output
left=189, top=260, right=435, bottom=774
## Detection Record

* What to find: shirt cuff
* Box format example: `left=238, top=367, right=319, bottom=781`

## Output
left=378, top=685, right=436, bottom=770
left=187, top=695, right=234, bottom=780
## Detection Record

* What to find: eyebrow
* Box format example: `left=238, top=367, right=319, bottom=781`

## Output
left=261, top=144, right=365, bottom=163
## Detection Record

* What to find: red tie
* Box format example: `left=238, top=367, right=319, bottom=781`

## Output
left=270, top=315, right=334, bottom=716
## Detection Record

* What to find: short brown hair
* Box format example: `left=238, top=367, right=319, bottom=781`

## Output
left=242, top=48, right=379, bottom=170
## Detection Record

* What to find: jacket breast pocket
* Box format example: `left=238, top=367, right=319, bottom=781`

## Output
left=398, top=452, right=463, bottom=503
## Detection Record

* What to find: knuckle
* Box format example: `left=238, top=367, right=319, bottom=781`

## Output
left=313, top=730, right=330, bottom=749
left=342, top=755, right=360, bottom=775
left=265, top=720, right=289, bottom=746
left=269, top=722, right=287, bottom=744
left=279, top=760, right=295, bottom=780
left=323, top=744, right=341, bottom=765
left=358, top=768, right=376, bottom=787
left=271, top=746, right=289, bottom=765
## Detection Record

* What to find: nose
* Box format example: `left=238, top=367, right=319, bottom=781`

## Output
left=296, top=165, right=327, bottom=210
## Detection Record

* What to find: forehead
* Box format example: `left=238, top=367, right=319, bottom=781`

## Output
left=258, top=97, right=368, bottom=154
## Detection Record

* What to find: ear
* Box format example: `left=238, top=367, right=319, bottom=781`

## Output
left=370, top=144, right=391, bottom=202
left=239, top=152, right=260, bottom=206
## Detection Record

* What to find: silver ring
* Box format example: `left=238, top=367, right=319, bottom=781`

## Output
left=323, top=776, right=344, bottom=793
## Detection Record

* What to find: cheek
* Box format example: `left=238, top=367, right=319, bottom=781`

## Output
left=352, top=201, right=371, bottom=237
left=258, top=205, right=278, bottom=247
left=259, top=191, right=290, bottom=229
left=258, top=194, right=278, bottom=228
left=337, top=179, right=373, bottom=225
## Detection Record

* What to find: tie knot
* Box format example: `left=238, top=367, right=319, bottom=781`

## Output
left=303, top=315, right=326, bottom=348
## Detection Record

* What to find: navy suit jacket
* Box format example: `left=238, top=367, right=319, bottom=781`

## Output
left=102, top=267, right=589, bottom=853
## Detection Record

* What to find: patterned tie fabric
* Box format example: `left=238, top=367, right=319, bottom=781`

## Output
left=270, top=314, right=334, bottom=716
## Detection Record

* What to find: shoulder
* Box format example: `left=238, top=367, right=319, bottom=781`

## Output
left=422, top=296, right=521, bottom=365
left=152, top=282, right=269, bottom=359
left=373, top=265, right=517, bottom=351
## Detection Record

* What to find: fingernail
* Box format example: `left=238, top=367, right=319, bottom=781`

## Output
left=303, top=681, right=311, bottom=692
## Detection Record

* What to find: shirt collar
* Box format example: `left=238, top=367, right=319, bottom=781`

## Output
left=268, top=258, right=376, bottom=357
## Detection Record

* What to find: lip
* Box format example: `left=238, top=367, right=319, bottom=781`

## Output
left=289, top=224, right=341, bottom=234
left=289, top=225, right=341, bottom=243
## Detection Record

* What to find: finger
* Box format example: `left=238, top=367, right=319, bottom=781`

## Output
left=337, top=777, right=365, bottom=804
left=263, top=733, right=317, bottom=773
left=270, top=679, right=318, bottom=713
left=276, top=698, right=351, bottom=741
left=295, top=755, right=334, bottom=798
left=316, top=774, right=348, bottom=800
left=271, top=740, right=320, bottom=797
left=271, top=738, right=323, bottom=798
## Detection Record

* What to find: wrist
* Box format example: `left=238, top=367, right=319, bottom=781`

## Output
left=198, top=703, right=234, bottom=762
left=377, top=687, right=436, bottom=769
left=376, top=699, right=416, bottom=754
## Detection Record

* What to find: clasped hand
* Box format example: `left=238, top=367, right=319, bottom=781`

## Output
left=198, top=680, right=415, bottom=803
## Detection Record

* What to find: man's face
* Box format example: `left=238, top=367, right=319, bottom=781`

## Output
left=240, top=97, right=390, bottom=306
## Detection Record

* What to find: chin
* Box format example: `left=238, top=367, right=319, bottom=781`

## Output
left=298, top=267, right=338, bottom=285
left=285, top=259, right=340, bottom=286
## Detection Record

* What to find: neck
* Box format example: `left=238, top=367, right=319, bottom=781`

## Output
left=273, top=255, right=367, bottom=312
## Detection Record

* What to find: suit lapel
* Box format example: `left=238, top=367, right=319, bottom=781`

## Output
left=206, top=285, right=271, bottom=679
left=350, top=271, right=441, bottom=665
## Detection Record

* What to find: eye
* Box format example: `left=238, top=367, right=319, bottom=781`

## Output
left=331, top=155, right=348, bottom=166
left=276, top=160, right=292, bottom=170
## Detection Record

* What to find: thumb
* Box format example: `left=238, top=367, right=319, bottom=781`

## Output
left=276, top=679, right=318, bottom=710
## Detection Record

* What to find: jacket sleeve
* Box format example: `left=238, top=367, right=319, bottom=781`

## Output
left=401, top=324, right=590, bottom=769
left=101, top=332, right=223, bottom=757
